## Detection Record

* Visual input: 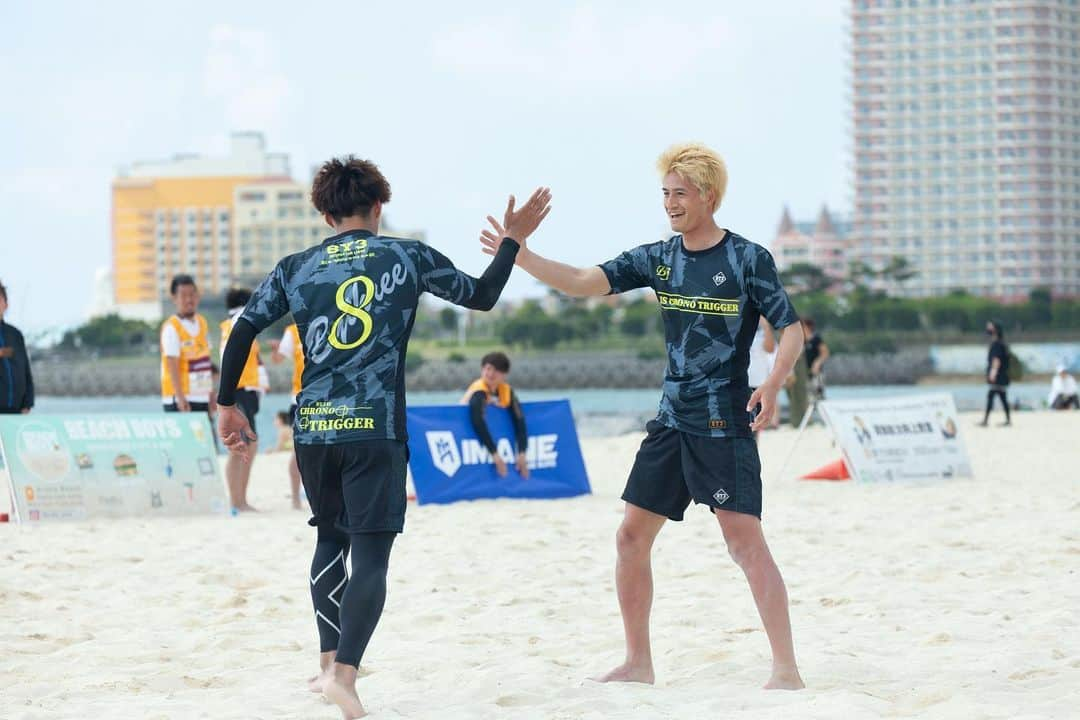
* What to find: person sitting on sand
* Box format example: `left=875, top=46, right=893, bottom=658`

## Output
left=460, top=351, right=529, bottom=478
left=1048, top=365, right=1079, bottom=410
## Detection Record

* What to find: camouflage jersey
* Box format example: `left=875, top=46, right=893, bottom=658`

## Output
left=241, top=229, right=518, bottom=445
left=599, top=231, right=798, bottom=438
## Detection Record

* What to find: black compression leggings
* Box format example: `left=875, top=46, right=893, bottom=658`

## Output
left=310, top=525, right=396, bottom=667
left=984, top=388, right=1011, bottom=423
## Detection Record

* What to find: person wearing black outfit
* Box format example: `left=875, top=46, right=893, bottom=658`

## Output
left=979, top=320, right=1011, bottom=427
left=215, top=155, right=551, bottom=719
left=801, top=316, right=829, bottom=400
left=0, top=280, right=34, bottom=415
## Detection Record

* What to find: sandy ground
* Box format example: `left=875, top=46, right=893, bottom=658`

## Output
left=2, top=411, right=1079, bottom=719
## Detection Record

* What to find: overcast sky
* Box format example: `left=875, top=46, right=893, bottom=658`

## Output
left=1, top=1, right=848, bottom=335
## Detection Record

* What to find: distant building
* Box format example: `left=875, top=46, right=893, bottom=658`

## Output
left=111, top=133, right=290, bottom=318
left=111, top=133, right=424, bottom=320
left=771, top=205, right=853, bottom=283
left=231, top=180, right=424, bottom=288
left=851, top=1, right=1080, bottom=300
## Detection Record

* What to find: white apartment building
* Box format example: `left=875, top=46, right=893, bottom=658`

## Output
left=851, top=0, right=1080, bottom=300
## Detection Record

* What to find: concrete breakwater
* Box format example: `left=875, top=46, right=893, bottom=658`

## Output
left=32, top=350, right=933, bottom=397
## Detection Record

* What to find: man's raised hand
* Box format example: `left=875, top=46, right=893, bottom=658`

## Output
left=480, top=187, right=551, bottom=259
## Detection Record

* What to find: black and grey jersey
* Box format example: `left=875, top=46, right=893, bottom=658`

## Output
left=599, top=231, right=798, bottom=437
left=241, top=229, right=516, bottom=444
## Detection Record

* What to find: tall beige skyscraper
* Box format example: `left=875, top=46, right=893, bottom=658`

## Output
left=851, top=0, right=1080, bottom=300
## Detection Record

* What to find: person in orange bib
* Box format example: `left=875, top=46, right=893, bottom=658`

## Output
left=161, top=274, right=215, bottom=417
left=460, top=351, right=528, bottom=478
left=272, top=322, right=305, bottom=509
left=220, top=287, right=262, bottom=512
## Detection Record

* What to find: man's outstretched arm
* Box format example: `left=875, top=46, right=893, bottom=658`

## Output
left=423, top=189, right=552, bottom=311
left=480, top=227, right=611, bottom=297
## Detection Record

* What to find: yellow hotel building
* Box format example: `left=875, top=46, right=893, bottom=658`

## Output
left=111, top=133, right=289, bottom=317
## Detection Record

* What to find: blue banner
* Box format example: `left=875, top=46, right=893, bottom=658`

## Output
left=406, top=399, right=590, bottom=505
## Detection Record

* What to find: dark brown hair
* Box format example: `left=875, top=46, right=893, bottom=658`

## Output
left=311, top=156, right=391, bottom=222
left=0, top=279, right=6, bottom=302
left=481, top=351, right=511, bottom=373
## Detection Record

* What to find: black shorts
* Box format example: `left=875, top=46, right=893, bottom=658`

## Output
left=164, top=401, right=211, bottom=413
left=234, top=389, right=260, bottom=434
left=295, top=440, right=409, bottom=534
left=622, top=420, right=763, bottom=521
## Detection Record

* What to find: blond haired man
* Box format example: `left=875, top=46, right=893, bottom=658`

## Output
left=481, top=143, right=805, bottom=690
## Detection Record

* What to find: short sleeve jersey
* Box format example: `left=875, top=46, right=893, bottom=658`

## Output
left=241, top=229, right=492, bottom=445
left=988, top=340, right=1010, bottom=386
left=599, top=232, right=798, bottom=437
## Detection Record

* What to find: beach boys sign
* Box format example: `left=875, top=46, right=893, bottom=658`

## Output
left=0, top=413, right=226, bottom=523
left=819, top=393, right=973, bottom=483
left=406, top=399, right=590, bottom=505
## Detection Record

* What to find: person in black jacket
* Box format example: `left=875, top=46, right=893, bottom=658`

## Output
left=979, top=320, right=1010, bottom=427
left=0, top=280, right=34, bottom=414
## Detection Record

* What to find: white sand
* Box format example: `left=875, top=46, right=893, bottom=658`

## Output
left=2, top=412, right=1079, bottom=719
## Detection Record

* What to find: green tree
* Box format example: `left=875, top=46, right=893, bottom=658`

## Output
left=438, top=307, right=459, bottom=333
left=60, top=314, right=157, bottom=351
left=619, top=299, right=659, bottom=337
left=780, top=262, right=832, bottom=295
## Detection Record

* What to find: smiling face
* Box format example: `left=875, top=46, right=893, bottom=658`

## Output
left=662, top=172, right=715, bottom=235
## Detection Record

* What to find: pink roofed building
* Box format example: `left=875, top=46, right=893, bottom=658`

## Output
left=771, top=205, right=853, bottom=289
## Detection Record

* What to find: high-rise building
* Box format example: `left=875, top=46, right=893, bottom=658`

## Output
left=111, top=133, right=290, bottom=318
left=851, top=0, right=1080, bottom=300
left=772, top=205, right=854, bottom=283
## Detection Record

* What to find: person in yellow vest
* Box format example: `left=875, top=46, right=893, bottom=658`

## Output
left=460, top=351, right=529, bottom=478
left=161, top=274, right=215, bottom=418
left=220, top=287, right=261, bottom=512
left=271, top=322, right=305, bottom=509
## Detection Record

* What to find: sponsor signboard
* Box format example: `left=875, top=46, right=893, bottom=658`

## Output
left=819, top=393, right=973, bottom=483
left=0, top=414, right=226, bottom=523
left=406, top=399, right=590, bottom=504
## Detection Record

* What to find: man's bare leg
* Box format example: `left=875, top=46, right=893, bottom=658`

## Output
left=289, top=453, right=303, bottom=510
left=225, top=453, right=244, bottom=509
left=591, top=503, right=667, bottom=684
left=715, top=509, right=804, bottom=690
left=324, top=662, right=366, bottom=719
left=308, top=650, right=336, bottom=693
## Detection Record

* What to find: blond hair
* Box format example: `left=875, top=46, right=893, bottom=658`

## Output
left=656, top=143, right=728, bottom=212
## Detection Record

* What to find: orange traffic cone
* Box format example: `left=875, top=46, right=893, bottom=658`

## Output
left=800, top=458, right=850, bottom=481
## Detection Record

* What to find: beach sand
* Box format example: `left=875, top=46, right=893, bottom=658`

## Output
left=2, top=412, right=1079, bottom=719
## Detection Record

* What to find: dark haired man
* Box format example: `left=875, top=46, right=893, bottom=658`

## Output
left=979, top=320, right=1011, bottom=427
left=461, top=351, right=528, bottom=477
left=161, top=275, right=215, bottom=416
left=216, top=155, right=550, bottom=719
left=220, top=287, right=261, bottom=511
left=0, top=280, right=34, bottom=415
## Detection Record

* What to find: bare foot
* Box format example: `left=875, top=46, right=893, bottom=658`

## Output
left=764, top=666, right=805, bottom=690
left=236, top=503, right=259, bottom=512
left=292, top=499, right=303, bottom=510
left=324, top=677, right=367, bottom=719
left=589, top=663, right=655, bottom=685
left=308, top=669, right=332, bottom=693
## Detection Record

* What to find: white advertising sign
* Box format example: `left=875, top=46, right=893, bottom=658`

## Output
left=819, top=393, right=973, bottom=483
